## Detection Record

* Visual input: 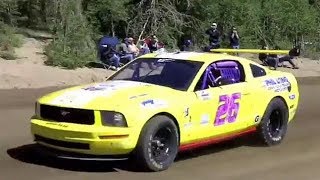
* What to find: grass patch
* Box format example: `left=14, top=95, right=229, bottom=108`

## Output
left=0, top=50, right=17, bottom=60
left=0, top=21, right=23, bottom=60
left=44, top=39, right=97, bottom=69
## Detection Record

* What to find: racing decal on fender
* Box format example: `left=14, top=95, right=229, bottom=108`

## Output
left=289, top=94, right=296, bottom=100
left=263, top=77, right=291, bottom=92
left=82, top=80, right=145, bottom=91
left=254, top=115, right=260, bottom=123
left=50, top=80, right=145, bottom=107
left=200, top=114, right=210, bottom=125
left=140, top=99, right=168, bottom=108
left=184, top=107, right=189, bottom=117
left=198, top=91, right=211, bottom=101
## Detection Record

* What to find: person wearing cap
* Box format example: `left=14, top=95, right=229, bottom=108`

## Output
left=117, top=38, right=134, bottom=63
left=205, top=23, right=221, bottom=49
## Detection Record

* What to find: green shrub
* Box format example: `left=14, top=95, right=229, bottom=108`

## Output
left=45, top=40, right=96, bottom=69
left=0, top=50, right=17, bottom=60
left=43, top=0, right=97, bottom=69
left=0, top=21, right=23, bottom=48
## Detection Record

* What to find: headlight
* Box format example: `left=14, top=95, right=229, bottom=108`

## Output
left=35, top=102, right=41, bottom=118
left=100, top=111, right=128, bottom=127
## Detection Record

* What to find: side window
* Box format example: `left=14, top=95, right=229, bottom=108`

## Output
left=194, top=60, right=246, bottom=91
left=250, top=63, right=266, bottom=78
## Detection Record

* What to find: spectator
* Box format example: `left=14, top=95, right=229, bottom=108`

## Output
left=101, top=44, right=121, bottom=71
left=229, top=27, right=240, bottom=49
left=109, top=54, right=121, bottom=71
left=117, top=38, right=134, bottom=63
left=147, top=35, right=160, bottom=53
left=266, top=46, right=280, bottom=70
left=278, top=46, right=300, bottom=69
left=136, top=38, right=150, bottom=55
left=127, top=37, right=140, bottom=58
left=180, top=39, right=193, bottom=51
left=205, top=22, right=221, bottom=49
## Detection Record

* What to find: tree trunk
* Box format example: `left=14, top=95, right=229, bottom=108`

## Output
left=111, top=20, right=115, bottom=37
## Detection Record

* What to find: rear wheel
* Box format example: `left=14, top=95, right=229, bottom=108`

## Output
left=133, top=115, right=179, bottom=172
left=257, top=98, right=289, bottom=146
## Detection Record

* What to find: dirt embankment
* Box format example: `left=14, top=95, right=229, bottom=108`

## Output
left=0, top=36, right=319, bottom=89
left=0, top=37, right=113, bottom=89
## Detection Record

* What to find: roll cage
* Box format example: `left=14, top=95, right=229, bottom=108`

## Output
left=195, top=60, right=245, bottom=91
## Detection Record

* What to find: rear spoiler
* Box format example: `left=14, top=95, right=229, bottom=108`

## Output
left=211, top=48, right=290, bottom=55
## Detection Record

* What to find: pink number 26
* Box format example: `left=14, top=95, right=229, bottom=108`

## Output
left=214, top=93, right=241, bottom=126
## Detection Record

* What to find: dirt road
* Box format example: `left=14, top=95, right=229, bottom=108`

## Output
left=1, top=78, right=320, bottom=180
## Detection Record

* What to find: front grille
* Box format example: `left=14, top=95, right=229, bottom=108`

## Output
left=35, top=135, right=90, bottom=150
left=40, top=104, right=95, bottom=125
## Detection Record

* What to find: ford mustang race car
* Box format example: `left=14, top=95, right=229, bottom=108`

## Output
left=30, top=51, right=299, bottom=171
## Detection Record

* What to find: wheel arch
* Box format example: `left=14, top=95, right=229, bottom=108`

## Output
left=147, top=112, right=181, bottom=144
left=271, top=95, right=289, bottom=110
left=263, top=95, right=289, bottom=118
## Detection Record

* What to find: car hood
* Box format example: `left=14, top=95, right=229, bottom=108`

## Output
left=37, top=80, right=181, bottom=110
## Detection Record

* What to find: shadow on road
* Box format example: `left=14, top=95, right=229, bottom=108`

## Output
left=176, top=134, right=265, bottom=162
left=7, top=144, right=126, bottom=172
left=7, top=134, right=264, bottom=172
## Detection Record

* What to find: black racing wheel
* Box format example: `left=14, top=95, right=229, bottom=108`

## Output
left=133, top=115, right=179, bottom=171
left=256, top=98, right=289, bottom=146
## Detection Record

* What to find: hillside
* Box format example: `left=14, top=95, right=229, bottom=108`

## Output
left=0, top=36, right=319, bottom=89
left=0, top=37, right=113, bottom=89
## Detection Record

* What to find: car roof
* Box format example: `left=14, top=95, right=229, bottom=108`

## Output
left=139, top=51, right=253, bottom=64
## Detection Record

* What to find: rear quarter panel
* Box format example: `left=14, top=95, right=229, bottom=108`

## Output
left=244, top=64, right=299, bottom=126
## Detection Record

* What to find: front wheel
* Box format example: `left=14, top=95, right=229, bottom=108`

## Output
left=256, top=98, right=289, bottom=146
left=133, top=115, right=179, bottom=172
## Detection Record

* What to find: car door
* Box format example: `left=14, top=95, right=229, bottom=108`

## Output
left=190, top=60, right=254, bottom=140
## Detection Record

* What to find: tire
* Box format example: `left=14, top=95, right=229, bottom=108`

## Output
left=256, top=98, right=289, bottom=146
left=133, top=115, right=179, bottom=172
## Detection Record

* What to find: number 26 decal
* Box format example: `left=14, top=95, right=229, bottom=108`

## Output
left=214, top=93, right=241, bottom=126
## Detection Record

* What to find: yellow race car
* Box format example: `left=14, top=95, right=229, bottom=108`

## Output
left=31, top=52, right=299, bottom=171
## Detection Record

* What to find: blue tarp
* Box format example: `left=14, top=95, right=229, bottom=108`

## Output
left=98, top=36, right=120, bottom=53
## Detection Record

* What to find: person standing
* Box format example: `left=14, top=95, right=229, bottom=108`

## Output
left=205, top=23, right=221, bottom=50
left=229, top=27, right=240, bottom=49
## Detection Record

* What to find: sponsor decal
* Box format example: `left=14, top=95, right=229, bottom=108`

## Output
left=263, top=77, right=291, bottom=92
left=184, top=107, right=190, bottom=117
left=157, top=58, right=176, bottom=63
left=255, top=115, right=260, bottom=123
left=199, top=91, right=211, bottom=101
left=82, top=81, right=142, bottom=91
left=142, top=99, right=154, bottom=106
left=289, top=94, right=296, bottom=100
left=141, top=99, right=167, bottom=108
left=200, top=114, right=210, bottom=125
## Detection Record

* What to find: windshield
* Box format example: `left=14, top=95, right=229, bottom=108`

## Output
left=108, top=58, right=204, bottom=91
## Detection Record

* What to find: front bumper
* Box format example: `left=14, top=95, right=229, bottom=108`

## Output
left=31, top=119, right=140, bottom=156
left=34, top=143, right=129, bottom=161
